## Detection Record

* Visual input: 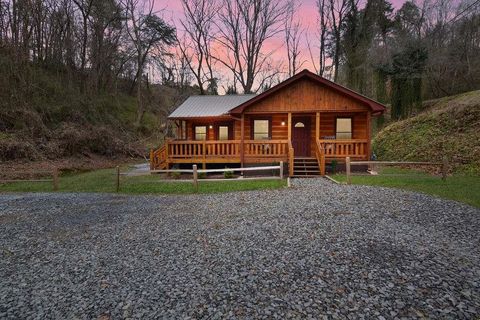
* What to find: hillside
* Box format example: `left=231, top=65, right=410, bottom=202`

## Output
left=373, top=90, right=480, bottom=174
left=0, top=56, right=193, bottom=178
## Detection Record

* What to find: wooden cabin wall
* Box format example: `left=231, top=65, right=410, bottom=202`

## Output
left=245, top=78, right=370, bottom=113
left=184, top=112, right=368, bottom=145
left=319, top=113, right=368, bottom=139
left=233, top=114, right=288, bottom=140
left=185, top=120, right=216, bottom=141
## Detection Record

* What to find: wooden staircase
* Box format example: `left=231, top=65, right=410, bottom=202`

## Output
left=292, top=157, right=321, bottom=177
left=150, top=145, right=168, bottom=170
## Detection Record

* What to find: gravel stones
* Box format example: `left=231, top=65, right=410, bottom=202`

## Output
left=1, top=178, right=479, bottom=319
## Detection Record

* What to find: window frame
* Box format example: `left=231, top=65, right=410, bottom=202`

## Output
left=335, top=117, right=353, bottom=140
left=250, top=117, right=272, bottom=140
left=194, top=125, right=208, bottom=141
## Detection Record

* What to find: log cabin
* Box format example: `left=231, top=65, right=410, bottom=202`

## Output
left=150, top=69, right=386, bottom=176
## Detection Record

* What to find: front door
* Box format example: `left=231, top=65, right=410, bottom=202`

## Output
left=292, top=116, right=311, bottom=157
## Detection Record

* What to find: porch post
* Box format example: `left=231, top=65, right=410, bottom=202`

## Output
left=175, top=120, right=181, bottom=139
left=315, top=112, right=320, bottom=140
left=287, top=112, right=292, bottom=142
left=366, top=111, right=372, bottom=161
left=240, top=114, right=245, bottom=174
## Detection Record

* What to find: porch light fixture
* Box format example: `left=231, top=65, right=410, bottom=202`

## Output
left=209, top=125, right=213, bottom=129
left=281, top=121, right=286, bottom=126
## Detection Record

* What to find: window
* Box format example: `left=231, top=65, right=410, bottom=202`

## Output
left=195, top=126, right=207, bottom=140
left=336, top=118, right=352, bottom=139
left=253, top=119, right=270, bottom=140
left=294, top=122, right=305, bottom=128
left=218, top=126, right=229, bottom=140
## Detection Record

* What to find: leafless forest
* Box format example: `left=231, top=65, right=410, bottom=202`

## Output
left=0, top=0, right=479, bottom=161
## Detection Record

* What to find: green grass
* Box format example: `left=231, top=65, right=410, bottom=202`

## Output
left=0, top=168, right=287, bottom=194
left=332, top=167, right=480, bottom=208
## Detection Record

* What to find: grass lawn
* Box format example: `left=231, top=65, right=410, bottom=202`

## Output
left=0, top=168, right=287, bottom=195
left=331, top=167, right=480, bottom=208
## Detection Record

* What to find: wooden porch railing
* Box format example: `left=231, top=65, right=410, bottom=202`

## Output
left=243, top=140, right=289, bottom=158
left=151, top=139, right=290, bottom=170
left=165, top=140, right=290, bottom=159
left=318, top=139, right=368, bottom=159
left=167, top=140, right=241, bottom=159
left=151, top=139, right=369, bottom=174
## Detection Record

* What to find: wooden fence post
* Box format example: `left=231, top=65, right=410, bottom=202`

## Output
left=52, top=168, right=59, bottom=191
left=346, top=157, right=351, bottom=185
left=116, top=166, right=120, bottom=192
left=192, top=165, right=198, bottom=193
left=442, top=156, right=448, bottom=181
left=279, top=161, right=284, bottom=179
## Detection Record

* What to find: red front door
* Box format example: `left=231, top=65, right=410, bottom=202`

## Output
left=292, top=117, right=311, bottom=157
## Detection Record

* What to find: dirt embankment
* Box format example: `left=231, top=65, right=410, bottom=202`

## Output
left=373, top=90, right=480, bottom=174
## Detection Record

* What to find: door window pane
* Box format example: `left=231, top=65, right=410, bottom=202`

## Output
left=218, top=126, right=229, bottom=140
left=253, top=119, right=270, bottom=140
left=195, top=126, right=207, bottom=140
left=336, top=118, right=352, bottom=139
left=294, top=122, right=305, bottom=128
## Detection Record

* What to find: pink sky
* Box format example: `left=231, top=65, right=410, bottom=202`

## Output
left=157, top=0, right=408, bottom=88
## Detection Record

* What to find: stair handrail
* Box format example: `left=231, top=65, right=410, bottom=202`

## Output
left=288, top=141, right=294, bottom=177
left=315, top=139, right=326, bottom=176
left=150, top=142, right=168, bottom=170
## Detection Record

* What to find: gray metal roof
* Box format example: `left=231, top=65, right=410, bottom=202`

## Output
left=169, top=94, right=257, bottom=118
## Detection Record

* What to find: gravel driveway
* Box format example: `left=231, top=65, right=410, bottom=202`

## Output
left=1, top=178, right=479, bottom=319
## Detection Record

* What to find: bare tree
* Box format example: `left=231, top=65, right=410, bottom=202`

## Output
left=72, top=0, right=94, bottom=72
left=308, top=0, right=346, bottom=79
left=317, top=0, right=329, bottom=77
left=329, top=0, right=349, bottom=82
left=122, top=0, right=175, bottom=126
left=178, top=0, right=217, bottom=95
left=214, top=0, right=289, bottom=93
left=284, top=0, right=304, bottom=77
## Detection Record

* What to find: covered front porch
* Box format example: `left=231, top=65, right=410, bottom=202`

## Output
left=150, top=111, right=371, bottom=176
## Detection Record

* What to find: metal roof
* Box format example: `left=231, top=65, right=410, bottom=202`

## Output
left=168, top=94, right=257, bottom=118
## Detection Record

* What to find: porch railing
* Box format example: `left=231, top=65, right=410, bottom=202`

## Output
left=151, top=139, right=369, bottom=172
left=318, top=139, right=368, bottom=159
left=168, top=140, right=240, bottom=159
left=165, top=139, right=289, bottom=159
left=243, top=140, right=289, bottom=158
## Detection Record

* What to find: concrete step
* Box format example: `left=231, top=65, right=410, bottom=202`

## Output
left=291, top=175, right=322, bottom=178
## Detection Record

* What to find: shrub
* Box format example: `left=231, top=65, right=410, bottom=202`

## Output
left=198, top=172, right=206, bottom=179
left=224, top=168, right=234, bottom=179
left=0, top=137, right=38, bottom=161
left=331, top=159, right=338, bottom=173
left=171, top=171, right=181, bottom=180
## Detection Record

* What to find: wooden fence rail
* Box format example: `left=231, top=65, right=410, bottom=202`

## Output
left=0, top=168, right=59, bottom=191
left=345, top=157, right=448, bottom=185
left=151, top=163, right=284, bottom=192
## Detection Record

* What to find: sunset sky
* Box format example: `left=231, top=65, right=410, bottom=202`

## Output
left=156, top=0, right=410, bottom=88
